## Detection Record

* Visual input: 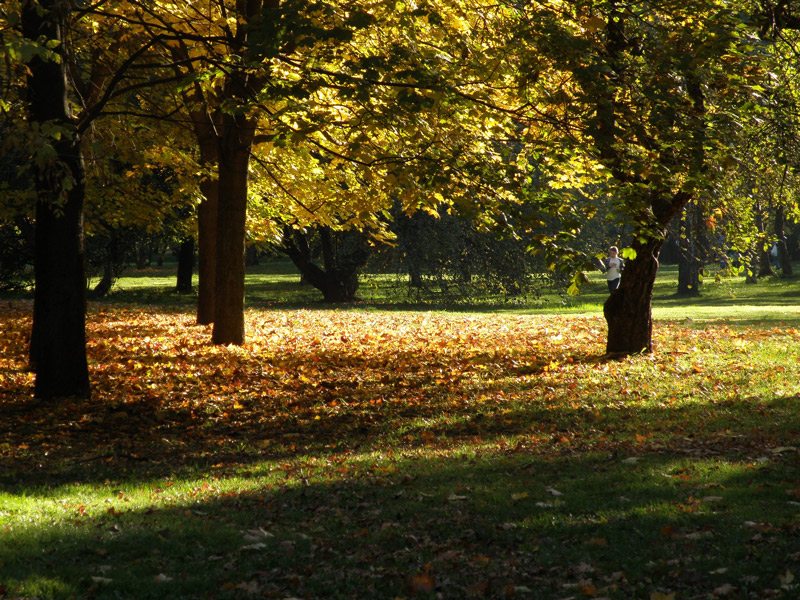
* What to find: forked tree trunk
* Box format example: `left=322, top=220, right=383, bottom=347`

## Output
left=282, top=226, right=370, bottom=303
left=24, top=0, right=91, bottom=400
left=604, top=238, right=662, bottom=355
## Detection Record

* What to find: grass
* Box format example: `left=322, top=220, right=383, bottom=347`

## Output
left=84, top=257, right=800, bottom=317
left=2, top=262, right=800, bottom=599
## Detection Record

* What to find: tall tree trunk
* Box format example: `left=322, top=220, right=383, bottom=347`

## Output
left=604, top=237, right=662, bottom=355
left=194, top=141, right=219, bottom=324
left=176, top=236, right=195, bottom=293
left=677, top=201, right=704, bottom=296
left=594, top=13, right=703, bottom=356
left=91, top=251, right=115, bottom=298
left=776, top=205, right=793, bottom=277
left=23, top=0, right=90, bottom=399
left=212, top=113, right=254, bottom=345
left=752, top=201, right=774, bottom=278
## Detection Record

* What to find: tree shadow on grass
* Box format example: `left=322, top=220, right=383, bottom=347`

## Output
left=3, top=451, right=800, bottom=599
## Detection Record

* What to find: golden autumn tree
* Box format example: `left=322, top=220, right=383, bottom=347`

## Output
left=6, top=0, right=195, bottom=399
left=123, top=0, right=529, bottom=344
left=506, top=0, right=772, bottom=354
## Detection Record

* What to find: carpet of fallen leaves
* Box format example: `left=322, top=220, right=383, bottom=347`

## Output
left=2, top=301, right=799, bottom=475
left=1, top=302, right=605, bottom=470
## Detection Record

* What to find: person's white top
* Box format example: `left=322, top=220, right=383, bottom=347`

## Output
left=606, top=256, right=622, bottom=280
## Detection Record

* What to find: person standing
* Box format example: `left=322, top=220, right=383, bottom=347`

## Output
left=603, top=246, right=624, bottom=292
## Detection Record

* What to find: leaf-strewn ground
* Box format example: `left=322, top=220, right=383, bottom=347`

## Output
left=2, top=301, right=800, bottom=599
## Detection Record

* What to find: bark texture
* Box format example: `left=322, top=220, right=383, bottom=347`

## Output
left=604, top=238, right=662, bottom=355
left=211, top=113, right=254, bottom=345
left=176, top=236, right=195, bottom=293
left=23, top=0, right=90, bottom=399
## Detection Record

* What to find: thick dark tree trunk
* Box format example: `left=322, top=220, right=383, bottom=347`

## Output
left=212, top=114, right=253, bottom=345
left=604, top=238, right=663, bottom=355
left=22, top=0, right=90, bottom=399
left=176, top=236, right=195, bottom=293
left=23, top=0, right=90, bottom=400
left=31, top=186, right=91, bottom=399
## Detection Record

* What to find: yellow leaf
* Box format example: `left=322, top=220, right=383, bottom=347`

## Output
left=585, top=16, right=606, bottom=33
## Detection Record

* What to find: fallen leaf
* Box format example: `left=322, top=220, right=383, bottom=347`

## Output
left=240, top=543, right=268, bottom=551
left=713, top=583, right=736, bottom=596
left=581, top=583, right=598, bottom=596
left=242, top=527, right=274, bottom=541
left=660, top=525, right=676, bottom=538
left=409, top=572, right=436, bottom=593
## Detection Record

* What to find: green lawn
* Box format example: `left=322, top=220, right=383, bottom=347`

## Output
left=89, top=257, right=800, bottom=320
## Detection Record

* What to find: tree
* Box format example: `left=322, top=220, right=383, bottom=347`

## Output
left=176, top=236, right=195, bottom=293
left=280, top=225, right=371, bottom=303
left=7, top=0, right=195, bottom=399
left=677, top=200, right=708, bottom=297
left=21, top=0, right=91, bottom=398
left=510, top=1, right=764, bottom=354
left=138, top=0, right=567, bottom=345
